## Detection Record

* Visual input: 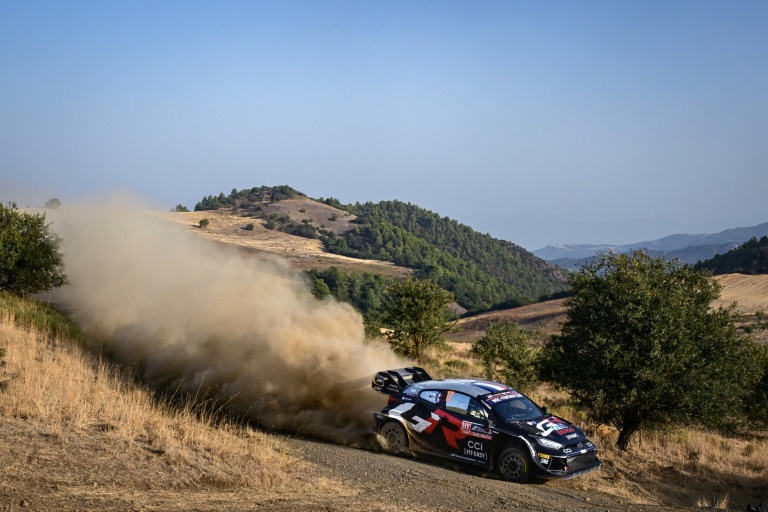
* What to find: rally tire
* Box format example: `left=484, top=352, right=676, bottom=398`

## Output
left=381, top=421, right=408, bottom=454
left=497, top=446, right=530, bottom=483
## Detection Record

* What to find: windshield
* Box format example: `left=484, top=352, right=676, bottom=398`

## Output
left=485, top=392, right=544, bottom=422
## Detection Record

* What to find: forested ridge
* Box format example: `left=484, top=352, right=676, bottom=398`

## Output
left=695, top=236, right=768, bottom=275
left=192, top=186, right=567, bottom=313
left=320, top=199, right=566, bottom=311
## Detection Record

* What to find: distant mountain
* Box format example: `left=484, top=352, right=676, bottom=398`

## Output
left=534, top=222, right=768, bottom=268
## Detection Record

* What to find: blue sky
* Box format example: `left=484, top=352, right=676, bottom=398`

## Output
left=1, top=1, right=767, bottom=250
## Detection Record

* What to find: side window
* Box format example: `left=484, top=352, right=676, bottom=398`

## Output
left=419, top=390, right=442, bottom=404
left=445, top=391, right=471, bottom=415
left=468, top=398, right=488, bottom=420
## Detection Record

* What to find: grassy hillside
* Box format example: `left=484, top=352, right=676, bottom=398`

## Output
left=0, top=293, right=310, bottom=510
left=191, top=186, right=567, bottom=312
left=446, top=274, right=768, bottom=346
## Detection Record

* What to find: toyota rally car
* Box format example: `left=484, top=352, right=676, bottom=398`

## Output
left=372, top=367, right=600, bottom=483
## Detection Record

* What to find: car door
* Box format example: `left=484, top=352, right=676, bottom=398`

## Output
left=433, top=391, right=494, bottom=467
left=398, top=389, right=444, bottom=454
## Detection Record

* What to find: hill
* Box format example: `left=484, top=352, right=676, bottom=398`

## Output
left=0, top=294, right=316, bottom=510
left=695, top=236, right=768, bottom=275
left=190, top=186, right=567, bottom=313
left=158, top=205, right=411, bottom=278
left=535, top=222, right=768, bottom=267
left=448, top=274, right=768, bottom=346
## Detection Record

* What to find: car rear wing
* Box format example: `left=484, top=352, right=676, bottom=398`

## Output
left=372, top=367, right=433, bottom=396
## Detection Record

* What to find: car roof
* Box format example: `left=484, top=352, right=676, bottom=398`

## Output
left=407, top=379, right=515, bottom=398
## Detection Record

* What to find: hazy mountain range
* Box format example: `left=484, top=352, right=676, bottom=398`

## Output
left=533, top=222, right=768, bottom=269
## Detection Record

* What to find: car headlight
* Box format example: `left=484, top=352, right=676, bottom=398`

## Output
left=535, top=437, right=564, bottom=449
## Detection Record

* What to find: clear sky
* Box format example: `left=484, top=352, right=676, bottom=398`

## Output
left=1, top=1, right=766, bottom=250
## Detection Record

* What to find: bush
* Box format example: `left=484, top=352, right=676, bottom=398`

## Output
left=199, top=219, right=209, bottom=229
left=245, top=223, right=255, bottom=231
left=471, top=322, right=538, bottom=393
left=44, top=198, right=61, bottom=209
left=172, top=204, right=189, bottom=212
left=0, top=202, right=67, bottom=296
left=290, top=223, right=318, bottom=239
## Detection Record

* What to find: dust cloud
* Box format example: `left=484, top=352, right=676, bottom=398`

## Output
left=46, top=196, right=405, bottom=443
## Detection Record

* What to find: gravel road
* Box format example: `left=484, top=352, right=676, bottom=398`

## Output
left=283, top=436, right=688, bottom=512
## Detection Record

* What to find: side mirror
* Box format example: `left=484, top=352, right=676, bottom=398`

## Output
left=541, top=406, right=548, bottom=415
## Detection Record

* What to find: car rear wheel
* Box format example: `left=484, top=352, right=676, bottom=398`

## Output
left=381, top=421, right=408, bottom=454
left=497, top=446, right=530, bottom=483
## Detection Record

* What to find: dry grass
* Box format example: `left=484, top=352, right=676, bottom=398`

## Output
left=0, top=311, right=300, bottom=494
left=696, top=494, right=731, bottom=509
left=155, top=207, right=413, bottom=277
left=530, top=384, right=768, bottom=509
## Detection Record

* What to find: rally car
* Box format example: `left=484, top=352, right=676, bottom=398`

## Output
left=372, top=367, right=600, bottom=483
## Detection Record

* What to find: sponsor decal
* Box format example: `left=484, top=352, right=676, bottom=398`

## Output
left=463, top=440, right=488, bottom=460
left=563, top=448, right=572, bottom=454
left=532, top=418, right=573, bottom=437
left=484, top=391, right=523, bottom=404
left=566, top=433, right=579, bottom=440
left=461, top=420, right=492, bottom=440
left=537, top=453, right=550, bottom=459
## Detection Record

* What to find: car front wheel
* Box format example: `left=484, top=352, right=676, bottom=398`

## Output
left=497, top=446, right=530, bottom=483
left=381, top=421, right=408, bottom=454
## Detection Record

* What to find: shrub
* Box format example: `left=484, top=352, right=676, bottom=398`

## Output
left=245, top=223, right=255, bottom=231
left=0, top=202, right=68, bottom=296
left=199, top=219, right=209, bottom=229
left=471, top=322, right=538, bottom=393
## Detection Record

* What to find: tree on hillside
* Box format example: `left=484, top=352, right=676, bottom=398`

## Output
left=540, top=251, right=761, bottom=450
left=470, top=322, right=538, bottom=392
left=44, top=198, right=61, bottom=209
left=746, top=343, right=768, bottom=423
left=199, top=219, right=209, bottom=229
left=384, top=278, right=454, bottom=362
left=0, top=202, right=67, bottom=296
left=695, top=236, right=768, bottom=275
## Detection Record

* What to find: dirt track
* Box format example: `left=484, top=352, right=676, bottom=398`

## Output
left=278, top=436, right=688, bottom=512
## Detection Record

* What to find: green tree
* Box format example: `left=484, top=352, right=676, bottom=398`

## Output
left=470, top=322, right=538, bottom=392
left=540, top=251, right=761, bottom=450
left=383, top=278, right=453, bottom=362
left=172, top=204, right=189, bottom=212
left=0, top=202, right=68, bottom=296
left=44, top=198, right=61, bottom=209
left=746, top=343, right=768, bottom=423
left=199, top=218, right=209, bottom=229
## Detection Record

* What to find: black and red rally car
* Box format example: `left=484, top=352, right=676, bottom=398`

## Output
left=372, top=367, right=600, bottom=483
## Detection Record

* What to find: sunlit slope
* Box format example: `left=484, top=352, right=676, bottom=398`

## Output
left=713, top=274, right=768, bottom=313
left=157, top=203, right=413, bottom=277
left=451, top=274, right=768, bottom=343
left=0, top=300, right=303, bottom=510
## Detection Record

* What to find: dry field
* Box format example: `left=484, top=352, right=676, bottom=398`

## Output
left=449, top=273, right=768, bottom=345
left=156, top=205, right=412, bottom=277
left=0, top=308, right=352, bottom=511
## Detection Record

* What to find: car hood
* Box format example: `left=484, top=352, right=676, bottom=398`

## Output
left=507, top=415, right=587, bottom=443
